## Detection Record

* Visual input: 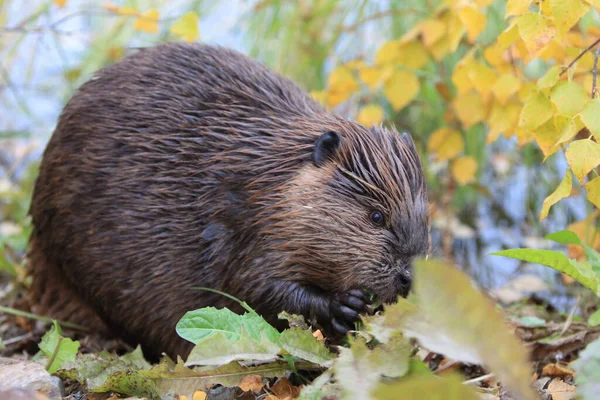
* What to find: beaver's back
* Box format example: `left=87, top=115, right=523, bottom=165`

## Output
left=28, top=42, right=332, bottom=358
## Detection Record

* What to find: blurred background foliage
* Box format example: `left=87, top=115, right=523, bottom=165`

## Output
left=1, top=0, right=599, bottom=314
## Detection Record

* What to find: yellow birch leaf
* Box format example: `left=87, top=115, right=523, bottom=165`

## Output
left=533, top=119, right=562, bottom=157
left=310, top=90, right=327, bottom=107
left=518, top=91, right=553, bottom=130
left=550, top=0, right=589, bottom=35
left=358, top=65, right=392, bottom=90
left=491, top=74, right=521, bottom=105
left=117, top=6, right=139, bottom=16
left=458, top=5, right=487, bottom=42
left=566, top=139, right=600, bottom=183
left=488, top=100, right=521, bottom=142
left=375, top=41, right=429, bottom=69
left=518, top=81, right=536, bottom=102
left=53, top=0, right=67, bottom=7
left=454, top=91, right=488, bottom=128
left=442, top=10, right=466, bottom=52
left=327, top=66, right=359, bottom=107
left=375, top=40, right=402, bottom=65
left=357, top=104, right=385, bottom=127
left=506, top=0, right=532, bottom=18
left=428, top=36, right=451, bottom=61
left=399, top=24, right=422, bottom=44
left=344, top=60, right=368, bottom=70
left=468, top=62, right=497, bottom=98
left=420, top=19, right=446, bottom=47
left=588, top=0, right=600, bottom=11
left=540, top=171, right=572, bottom=220
left=134, top=9, right=160, bottom=34
left=586, top=176, right=600, bottom=209
left=193, top=391, right=208, bottom=400
left=169, top=11, right=199, bottom=42
left=550, top=81, right=588, bottom=117
left=484, top=43, right=506, bottom=66
left=498, top=22, right=520, bottom=49
left=554, top=114, right=578, bottom=146
left=538, top=40, right=567, bottom=62
left=451, top=156, right=478, bottom=185
left=452, top=63, right=473, bottom=94
left=537, top=65, right=562, bottom=90
left=428, top=128, right=465, bottom=160
left=517, top=13, right=556, bottom=56
left=579, top=99, right=600, bottom=141
left=383, top=70, right=420, bottom=111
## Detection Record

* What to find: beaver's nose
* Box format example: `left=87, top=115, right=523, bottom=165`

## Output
left=394, top=265, right=412, bottom=297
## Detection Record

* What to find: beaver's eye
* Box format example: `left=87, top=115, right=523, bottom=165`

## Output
left=370, top=210, right=385, bottom=226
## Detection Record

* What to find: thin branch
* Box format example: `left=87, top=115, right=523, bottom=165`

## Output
left=560, top=37, right=600, bottom=77
left=593, top=47, right=600, bottom=99
left=342, top=8, right=425, bottom=32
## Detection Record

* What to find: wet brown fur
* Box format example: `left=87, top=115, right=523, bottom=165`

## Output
left=28, top=42, right=429, bottom=360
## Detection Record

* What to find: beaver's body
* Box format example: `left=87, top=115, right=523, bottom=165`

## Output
left=28, top=43, right=429, bottom=359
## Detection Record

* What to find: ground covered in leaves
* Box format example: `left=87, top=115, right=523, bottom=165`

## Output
left=0, top=258, right=599, bottom=400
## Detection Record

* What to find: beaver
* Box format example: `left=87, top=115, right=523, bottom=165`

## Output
left=27, top=42, right=429, bottom=360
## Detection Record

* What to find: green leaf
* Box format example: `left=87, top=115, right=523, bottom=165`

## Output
left=334, top=337, right=411, bottom=399
left=380, top=259, right=537, bottom=400
left=515, top=316, right=547, bottom=327
left=372, top=374, right=479, bottom=400
left=572, top=338, right=600, bottom=400
left=176, top=307, right=280, bottom=346
left=545, top=230, right=582, bottom=245
left=38, top=321, right=80, bottom=374
left=550, top=81, right=588, bottom=117
left=279, top=327, right=334, bottom=366
left=588, top=309, right=600, bottom=327
left=185, top=328, right=281, bottom=366
left=491, top=249, right=600, bottom=295
left=580, top=99, right=600, bottom=141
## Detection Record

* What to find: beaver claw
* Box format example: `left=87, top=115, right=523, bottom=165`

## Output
left=328, top=289, right=372, bottom=336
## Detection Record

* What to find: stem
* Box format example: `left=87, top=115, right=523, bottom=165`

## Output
left=0, top=305, right=87, bottom=331
left=45, top=336, right=63, bottom=371
left=560, top=37, right=600, bottom=77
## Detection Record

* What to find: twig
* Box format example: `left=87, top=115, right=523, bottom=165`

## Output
left=45, top=336, right=63, bottom=371
left=342, top=8, right=425, bottom=32
left=3, top=333, right=32, bottom=345
left=561, top=38, right=600, bottom=76
left=463, top=373, right=494, bottom=386
left=558, top=295, right=581, bottom=338
left=593, top=47, right=600, bottom=99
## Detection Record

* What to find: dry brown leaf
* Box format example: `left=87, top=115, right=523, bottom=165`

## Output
left=312, top=330, right=324, bottom=341
left=270, top=377, right=301, bottom=399
left=541, top=363, right=575, bottom=378
left=528, top=329, right=600, bottom=361
left=238, top=375, right=264, bottom=392
left=546, top=378, right=576, bottom=400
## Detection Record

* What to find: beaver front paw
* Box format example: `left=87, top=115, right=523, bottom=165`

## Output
left=328, top=289, right=372, bottom=336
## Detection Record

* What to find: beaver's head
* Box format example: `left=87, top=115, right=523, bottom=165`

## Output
left=266, top=121, right=430, bottom=303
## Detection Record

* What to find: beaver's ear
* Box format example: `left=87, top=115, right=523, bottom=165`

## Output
left=312, top=130, right=342, bottom=167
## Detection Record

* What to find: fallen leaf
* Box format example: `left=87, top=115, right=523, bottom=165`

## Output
left=270, top=377, right=301, bottom=399
left=238, top=375, right=263, bottom=392
left=546, top=378, right=576, bottom=400
left=541, top=363, right=575, bottom=378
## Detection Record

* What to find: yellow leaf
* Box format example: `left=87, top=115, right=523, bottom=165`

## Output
left=484, top=43, right=506, bottom=66
left=538, top=40, right=567, bottom=62
left=53, top=0, right=67, bottom=7
left=327, top=66, right=359, bottom=107
left=454, top=91, right=488, bottom=128
left=457, top=5, right=487, bottom=42
left=588, top=0, right=600, bottom=12
left=517, top=13, right=556, bottom=56
left=518, top=81, right=536, bottom=102
left=442, top=10, right=466, bottom=52
left=193, top=391, right=208, bottom=400
left=310, top=90, right=327, bottom=107
left=491, top=74, right=521, bottom=105
left=498, top=22, right=520, bottom=49
left=134, top=9, right=160, bottom=34
left=375, top=41, right=429, bottom=69
left=116, top=6, right=139, bottom=16
left=357, top=104, right=385, bottom=127
left=429, top=36, right=451, bottom=61
left=419, top=19, right=446, bottom=47
left=452, top=63, right=473, bottom=95
left=533, top=119, right=562, bottom=157
left=428, top=128, right=465, bottom=160
left=506, top=0, right=532, bottom=18
left=359, top=65, right=392, bottom=90
left=451, top=156, right=478, bottom=185
left=566, top=139, right=600, bottom=183
left=383, top=70, right=420, bottom=111
left=518, top=91, right=553, bottom=130
left=586, top=176, right=600, bottom=209
left=579, top=99, right=600, bottom=141
left=468, top=62, right=497, bottom=98
left=537, top=65, right=562, bottom=90
left=169, top=11, right=199, bottom=42
left=550, top=0, right=589, bottom=34
left=554, top=114, right=578, bottom=145
left=488, top=100, right=521, bottom=142
left=550, top=81, right=588, bottom=117
left=540, top=171, right=572, bottom=220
